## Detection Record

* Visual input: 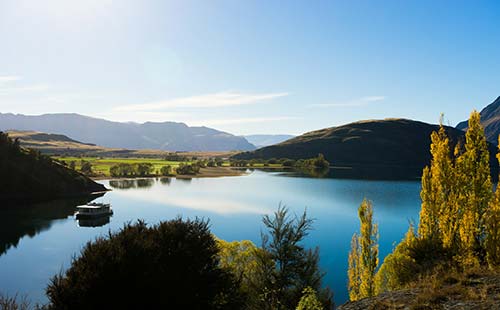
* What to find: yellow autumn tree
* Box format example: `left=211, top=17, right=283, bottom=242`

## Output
left=418, top=120, right=456, bottom=248
left=347, top=233, right=361, bottom=301
left=486, top=136, right=500, bottom=268
left=348, top=199, right=379, bottom=301
left=456, top=111, right=493, bottom=267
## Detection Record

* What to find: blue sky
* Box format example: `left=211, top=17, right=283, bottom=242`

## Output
left=0, top=0, right=499, bottom=135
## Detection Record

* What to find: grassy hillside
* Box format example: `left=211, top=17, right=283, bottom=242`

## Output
left=233, top=119, right=499, bottom=180
left=0, top=132, right=106, bottom=203
left=8, top=130, right=239, bottom=159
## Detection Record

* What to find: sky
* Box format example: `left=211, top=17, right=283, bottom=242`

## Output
left=0, top=0, right=499, bottom=135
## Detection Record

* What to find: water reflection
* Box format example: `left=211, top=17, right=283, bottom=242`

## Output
left=0, top=194, right=103, bottom=257
left=109, top=178, right=154, bottom=189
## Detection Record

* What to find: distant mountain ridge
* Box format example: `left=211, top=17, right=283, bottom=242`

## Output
left=456, top=96, right=500, bottom=144
left=234, top=118, right=499, bottom=180
left=0, top=113, right=256, bottom=152
left=244, top=134, right=295, bottom=147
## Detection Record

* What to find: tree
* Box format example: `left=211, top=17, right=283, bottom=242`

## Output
left=296, top=287, right=323, bottom=310
left=347, top=234, right=361, bottom=301
left=69, top=161, right=76, bottom=170
left=255, top=206, right=332, bottom=310
left=348, top=199, right=379, bottom=301
left=46, top=219, right=242, bottom=310
left=80, top=160, right=92, bottom=175
left=159, top=165, right=172, bottom=176
left=486, top=182, right=500, bottom=268
left=418, top=121, right=456, bottom=247
left=456, top=111, right=492, bottom=266
left=217, top=239, right=267, bottom=306
left=486, top=136, right=500, bottom=268
left=136, top=163, right=153, bottom=176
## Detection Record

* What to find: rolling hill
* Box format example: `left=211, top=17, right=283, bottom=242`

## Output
left=0, top=113, right=256, bottom=152
left=233, top=118, right=499, bottom=180
left=456, top=96, right=500, bottom=144
left=0, top=131, right=106, bottom=203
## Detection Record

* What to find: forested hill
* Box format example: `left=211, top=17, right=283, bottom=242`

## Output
left=0, top=132, right=106, bottom=203
left=233, top=119, right=499, bottom=180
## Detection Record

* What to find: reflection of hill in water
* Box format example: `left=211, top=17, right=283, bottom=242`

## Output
left=0, top=195, right=102, bottom=256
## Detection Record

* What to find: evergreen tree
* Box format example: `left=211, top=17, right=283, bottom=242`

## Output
left=347, top=199, right=379, bottom=301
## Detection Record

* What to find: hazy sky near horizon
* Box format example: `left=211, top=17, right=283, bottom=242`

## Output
left=1, top=0, right=499, bottom=135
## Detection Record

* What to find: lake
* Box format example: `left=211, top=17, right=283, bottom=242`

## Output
left=0, top=170, right=422, bottom=306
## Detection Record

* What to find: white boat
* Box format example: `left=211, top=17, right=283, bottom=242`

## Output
left=75, top=202, right=113, bottom=219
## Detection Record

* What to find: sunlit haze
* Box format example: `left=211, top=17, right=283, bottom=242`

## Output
left=1, top=0, right=499, bottom=135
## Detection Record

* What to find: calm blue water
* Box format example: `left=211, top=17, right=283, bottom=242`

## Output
left=0, top=170, right=422, bottom=305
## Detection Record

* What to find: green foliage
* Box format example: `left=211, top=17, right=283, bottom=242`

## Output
left=254, top=206, right=333, bottom=310
left=282, top=159, right=296, bottom=167
left=230, top=160, right=249, bottom=167
left=46, top=219, right=242, bottom=309
left=159, top=165, right=172, bottom=176
left=175, top=163, right=201, bottom=175
left=295, top=287, right=323, bottom=310
left=163, top=153, right=188, bottom=161
left=79, top=160, right=92, bottom=175
left=109, top=162, right=154, bottom=177
left=348, top=199, right=379, bottom=301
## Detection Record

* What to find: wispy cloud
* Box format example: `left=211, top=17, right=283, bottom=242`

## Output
left=0, top=76, right=22, bottom=84
left=0, top=75, right=49, bottom=95
left=190, top=116, right=299, bottom=126
left=0, top=84, right=49, bottom=94
left=309, top=96, right=386, bottom=108
left=115, top=91, right=289, bottom=111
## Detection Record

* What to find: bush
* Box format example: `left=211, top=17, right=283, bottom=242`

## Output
left=46, top=219, right=242, bottom=309
left=282, top=159, right=296, bottom=167
left=175, top=163, right=200, bottom=175
left=109, top=163, right=154, bottom=177
left=159, top=165, right=172, bottom=176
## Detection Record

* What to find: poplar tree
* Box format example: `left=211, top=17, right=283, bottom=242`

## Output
left=347, top=234, right=361, bottom=301
left=418, top=120, right=455, bottom=248
left=348, top=199, right=379, bottom=301
left=486, top=137, right=500, bottom=268
left=457, top=111, right=492, bottom=266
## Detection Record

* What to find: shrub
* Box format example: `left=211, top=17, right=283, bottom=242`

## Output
left=46, top=219, right=242, bottom=309
left=176, top=163, right=200, bottom=175
left=159, top=165, right=172, bottom=176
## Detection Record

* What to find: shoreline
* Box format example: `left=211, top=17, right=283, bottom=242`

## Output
left=91, top=166, right=249, bottom=181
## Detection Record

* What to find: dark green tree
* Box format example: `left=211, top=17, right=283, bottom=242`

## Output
left=46, top=219, right=242, bottom=310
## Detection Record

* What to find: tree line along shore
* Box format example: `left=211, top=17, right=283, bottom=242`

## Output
left=52, top=154, right=330, bottom=179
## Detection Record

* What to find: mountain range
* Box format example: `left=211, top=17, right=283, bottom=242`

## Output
left=0, top=113, right=256, bottom=152
left=456, top=96, right=500, bottom=144
left=233, top=118, right=499, bottom=180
